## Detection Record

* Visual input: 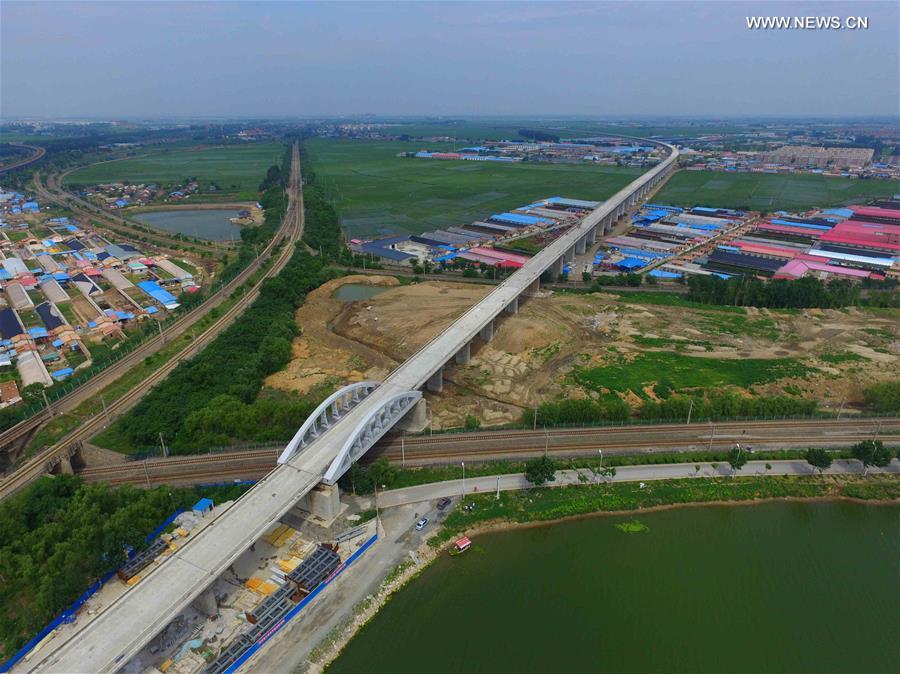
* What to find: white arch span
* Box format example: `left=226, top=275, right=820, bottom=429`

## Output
left=277, top=381, right=380, bottom=464
left=322, top=390, right=422, bottom=485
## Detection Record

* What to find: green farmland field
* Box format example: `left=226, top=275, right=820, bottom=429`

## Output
left=303, top=138, right=644, bottom=236
left=654, top=170, right=900, bottom=213
left=64, top=143, right=283, bottom=200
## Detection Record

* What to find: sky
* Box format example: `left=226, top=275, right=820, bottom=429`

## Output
left=2, top=1, right=898, bottom=120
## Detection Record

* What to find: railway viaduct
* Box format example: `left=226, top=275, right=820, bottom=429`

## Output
left=32, top=139, right=679, bottom=673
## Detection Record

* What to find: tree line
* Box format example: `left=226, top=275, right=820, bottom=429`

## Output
left=685, top=275, right=899, bottom=309
left=0, top=475, right=222, bottom=659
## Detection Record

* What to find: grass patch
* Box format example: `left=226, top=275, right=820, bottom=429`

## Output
left=654, top=170, right=900, bottom=212
left=614, top=519, right=650, bottom=533
left=429, top=475, right=899, bottom=548
left=573, top=352, right=812, bottom=396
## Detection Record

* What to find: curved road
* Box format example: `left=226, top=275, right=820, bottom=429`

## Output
left=0, top=143, right=46, bottom=174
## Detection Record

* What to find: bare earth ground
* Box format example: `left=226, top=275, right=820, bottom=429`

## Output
left=265, top=276, right=899, bottom=428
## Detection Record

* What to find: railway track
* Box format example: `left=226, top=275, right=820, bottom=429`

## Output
left=0, top=143, right=305, bottom=500
left=0, top=143, right=46, bottom=173
left=76, top=417, right=898, bottom=488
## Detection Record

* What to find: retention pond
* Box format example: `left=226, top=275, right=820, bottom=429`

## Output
left=331, top=284, right=391, bottom=301
left=328, top=501, right=899, bottom=674
left=133, top=208, right=243, bottom=241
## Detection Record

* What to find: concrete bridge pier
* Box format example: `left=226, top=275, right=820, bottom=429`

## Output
left=297, top=483, right=341, bottom=523
left=551, top=257, right=564, bottom=278
left=396, top=397, right=428, bottom=432
left=523, top=278, right=540, bottom=296
left=565, top=246, right=575, bottom=262
left=455, top=343, right=471, bottom=364
left=479, top=320, right=494, bottom=343
left=588, top=227, right=597, bottom=245
left=192, top=588, right=218, bottom=618
left=575, top=236, right=587, bottom=255
left=427, top=367, right=444, bottom=393
left=504, top=296, right=519, bottom=314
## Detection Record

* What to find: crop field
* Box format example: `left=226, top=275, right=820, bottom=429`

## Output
left=654, top=170, right=900, bottom=213
left=304, top=138, right=643, bottom=236
left=64, top=143, right=283, bottom=200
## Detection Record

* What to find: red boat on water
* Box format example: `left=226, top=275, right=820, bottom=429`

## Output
left=450, top=536, right=472, bottom=556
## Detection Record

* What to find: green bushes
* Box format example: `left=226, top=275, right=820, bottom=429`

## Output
left=104, top=250, right=339, bottom=452
left=302, top=183, right=343, bottom=259
left=640, top=391, right=817, bottom=421
left=0, top=476, right=206, bottom=658
left=863, top=381, right=900, bottom=413
left=522, top=397, right=630, bottom=427
left=429, top=476, right=876, bottom=548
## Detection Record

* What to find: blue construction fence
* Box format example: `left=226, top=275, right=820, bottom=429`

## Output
left=0, top=507, right=186, bottom=673
left=223, top=533, right=379, bottom=674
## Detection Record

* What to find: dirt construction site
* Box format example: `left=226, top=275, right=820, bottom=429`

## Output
left=265, top=275, right=899, bottom=429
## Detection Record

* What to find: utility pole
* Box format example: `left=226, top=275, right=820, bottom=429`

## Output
left=496, top=475, right=500, bottom=499
left=837, top=398, right=845, bottom=419
left=159, top=432, right=168, bottom=458
left=707, top=421, right=715, bottom=452
left=401, top=437, right=405, bottom=468
left=533, top=403, right=537, bottom=431
left=42, top=390, right=52, bottom=418
left=157, top=319, right=164, bottom=343
left=373, top=482, right=381, bottom=537
left=461, top=462, right=466, bottom=500
left=686, top=398, right=693, bottom=425
left=101, top=393, right=110, bottom=426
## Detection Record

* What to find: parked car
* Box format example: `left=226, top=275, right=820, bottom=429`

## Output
left=437, top=498, right=451, bottom=511
left=415, top=517, right=429, bottom=531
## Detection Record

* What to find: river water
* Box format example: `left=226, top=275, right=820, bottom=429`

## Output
left=133, top=208, right=243, bottom=241
left=328, top=502, right=899, bottom=674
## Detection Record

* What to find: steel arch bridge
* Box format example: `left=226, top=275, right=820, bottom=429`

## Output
left=322, top=390, right=422, bottom=485
left=277, top=381, right=380, bottom=464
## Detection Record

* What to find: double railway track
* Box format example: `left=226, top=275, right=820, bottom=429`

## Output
left=0, top=143, right=305, bottom=500
left=77, top=417, right=898, bottom=489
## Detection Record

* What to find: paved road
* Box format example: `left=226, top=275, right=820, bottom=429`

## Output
left=378, top=458, right=900, bottom=507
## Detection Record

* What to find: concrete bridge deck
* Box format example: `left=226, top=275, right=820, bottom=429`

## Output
left=32, top=139, right=677, bottom=673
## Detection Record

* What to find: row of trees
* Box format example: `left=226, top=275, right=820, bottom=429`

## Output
left=301, top=163, right=343, bottom=258
left=521, top=390, right=818, bottom=428
left=686, top=275, right=899, bottom=309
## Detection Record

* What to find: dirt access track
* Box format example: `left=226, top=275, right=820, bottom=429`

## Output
left=265, top=276, right=899, bottom=429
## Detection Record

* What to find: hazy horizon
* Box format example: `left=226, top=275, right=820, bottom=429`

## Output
left=2, top=1, right=898, bottom=119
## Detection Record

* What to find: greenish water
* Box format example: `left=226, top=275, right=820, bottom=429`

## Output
left=133, top=208, right=242, bottom=241
left=329, top=502, right=899, bottom=674
left=332, top=284, right=390, bottom=301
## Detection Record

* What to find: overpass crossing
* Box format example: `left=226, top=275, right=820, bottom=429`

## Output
left=32, top=139, right=678, bottom=673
